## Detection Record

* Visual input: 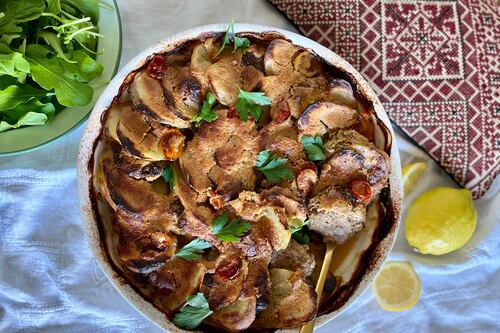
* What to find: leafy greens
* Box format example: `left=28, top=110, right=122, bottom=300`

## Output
left=254, top=149, right=294, bottom=183
left=211, top=212, right=252, bottom=242
left=173, top=293, right=213, bottom=329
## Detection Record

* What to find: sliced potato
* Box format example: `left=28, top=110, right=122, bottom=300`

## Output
left=297, top=101, right=358, bottom=137
left=253, top=268, right=317, bottom=328
left=211, top=296, right=257, bottom=332
left=328, top=78, right=357, bottom=108
left=129, top=70, right=191, bottom=128
left=207, top=52, right=243, bottom=106
left=293, top=51, right=322, bottom=77
left=264, top=39, right=302, bottom=75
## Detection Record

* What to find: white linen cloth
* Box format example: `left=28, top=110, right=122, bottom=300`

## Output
left=1, top=1, right=499, bottom=332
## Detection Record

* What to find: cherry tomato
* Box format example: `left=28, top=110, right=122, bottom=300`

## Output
left=215, top=256, right=242, bottom=280
left=350, top=179, right=372, bottom=203
left=159, top=128, right=185, bottom=161
left=147, top=55, right=168, bottom=80
left=271, top=100, right=291, bottom=123
left=227, top=105, right=239, bottom=118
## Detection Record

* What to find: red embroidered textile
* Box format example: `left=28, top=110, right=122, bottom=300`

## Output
left=268, top=0, right=499, bottom=198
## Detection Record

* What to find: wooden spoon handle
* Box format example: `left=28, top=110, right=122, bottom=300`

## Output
left=299, top=242, right=336, bottom=333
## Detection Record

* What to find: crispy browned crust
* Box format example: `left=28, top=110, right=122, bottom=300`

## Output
left=91, top=32, right=393, bottom=332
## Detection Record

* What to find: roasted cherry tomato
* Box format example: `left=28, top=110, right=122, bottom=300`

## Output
left=350, top=179, right=372, bottom=203
left=271, top=100, right=291, bottom=123
left=215, top=256, right=242, bottom=280
left=147, top=55, right=168, bottom=80
left=159, top=128, right=185, bottom=161
left=227, top=105, right=239, bottom=119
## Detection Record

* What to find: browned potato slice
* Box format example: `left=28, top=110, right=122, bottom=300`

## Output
left=104, top=103, right=121, bottom=142
left=210, top=296, right=257, bottom=332
left=148, top=257, right=206, bottom=315
left=98, top=156, right=181, bottom=227
left=207, top=52, right=243, bottom=106
left=264, top=39, right=302, bottom=75
left=253, top=268, right=317, bottom=328
left=161, top=67, right=202, bottom=120
left=190, top=38, right=218, bottom=91
left=293, top=51, right=322, bottom=77
left=297, top=101, right=358, bottom=137
left=328, top=78, right=357, bottom=108
left=116, top=104, right=168, bottom=161
left=270, top=239, right=316, bottom=277
left=308, top=185, right=366, bottom=244
left=114, top=151, right=166, bottom=181
left=129, top=70, right=191, bottom=128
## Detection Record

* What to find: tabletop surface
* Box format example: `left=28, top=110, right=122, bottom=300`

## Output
left=0, top=1, right=499, bottom=332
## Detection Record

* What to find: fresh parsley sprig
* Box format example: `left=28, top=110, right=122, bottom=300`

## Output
left=173, top=293, right=213, bottom=329
left=254, top=149, right=294, bottom=184
left=215, top=21, right=250, bottom=57
left=211, top=212, right=252, bottom=242
left=235, top=87, right=271, bottom=122
left=161, top=163, right=175, bottom=192
left=175, top=238, right=212, bottom=261
left=194, top=92, right=218, bottom=126
left=301, top=136, right=326, bottom=161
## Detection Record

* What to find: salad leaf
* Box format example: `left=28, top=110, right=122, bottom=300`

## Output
left=235, top=88, right=271, bottom=122
left=211, top=212, right=252, bottom=242
left=194, top=92, right=218, bottom=126
left=0, top=111, right=47, bottom=132
left=61, top=0, right=99, bottom=24
left=25, top=44, right=93, bottom=106
left=301, top=136, right=326, bottom=161
left=175, top=238, right=211, bottom=261
left=0, top=0, right=46, bottom=35
left=37, top=30, right=75, bottom=63
left=0, top=44, right=30, bottom=79
left=173, top=293, right=213, bottom=329
left=1, top=98, right=55, bottom=121
left=45, top=0, right=61, bottom=14
left=0, top=83, right=47, bottom=110
left=254, top=149, right=294, bottom=183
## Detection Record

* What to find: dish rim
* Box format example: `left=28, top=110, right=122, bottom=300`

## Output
left=77, top=23, right=403, bottom=333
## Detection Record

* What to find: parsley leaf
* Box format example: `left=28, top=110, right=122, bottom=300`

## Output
left=194, top=92, right=218, bottom=126
left=162, top=163, right=175, bottom=192
left=254, top=149, right=294, bottom=183
left=290, top=219, right=310, bottom=234
left=175, top=238, right=211, bottom=261
left=173, top=293, right=213, bottom=329
left=211, top=212, right=252, bottom=242
left=235, top=88, right=271, bottom=122
left=215, top=21, right=250, bottom=57
left=301, top=136, right=326, bottom=161
left=291, top=219, right=310, bottom=244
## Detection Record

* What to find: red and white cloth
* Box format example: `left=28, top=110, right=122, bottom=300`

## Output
left=268, top=0, right=500, bottom=198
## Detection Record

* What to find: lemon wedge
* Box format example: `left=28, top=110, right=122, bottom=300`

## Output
left=405, top=187, right=477, bottom=255
left=373, top=261, right=420, bottom=311
left=402, top=162, right=427, bottom=195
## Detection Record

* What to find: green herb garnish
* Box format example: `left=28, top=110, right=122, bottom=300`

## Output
left=235, top=87, right=271, bottom=122
left=162, top=163, right=175, bottom=192
left=215, top=21, right=250, bottom=57
left=291, top=219, right=310, bottom=244
left=173, top=293, right=213, bottom=329
left=301, top=136, right=326, bottom=161
left=211, top=212, right=252, bottom=242
left=175, top=238, right=212, bottom=261
left=254, top=149, right=294, bottom=183
left=194, top=92, right=218, bottom=126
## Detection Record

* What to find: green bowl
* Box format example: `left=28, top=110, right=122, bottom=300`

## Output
left=0, top=0, right=122, bottom=156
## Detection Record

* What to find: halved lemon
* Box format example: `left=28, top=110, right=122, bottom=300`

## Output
left=373, top=261, right=420, bottom=311
left=402, top=162, right=427, bottom=195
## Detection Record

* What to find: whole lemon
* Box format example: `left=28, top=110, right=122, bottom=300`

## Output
left=405, top=187, right=477, bottom=255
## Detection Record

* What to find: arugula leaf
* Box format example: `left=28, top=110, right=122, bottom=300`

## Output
left=301, top=136, right=326, bottom=161
left=235, top=88, right=271, bottom=122
left=45, top=0, right=61, bottom=14
left=211, top=212, right=252, bottom=242
left=0, top=83, right=47, bottom=110
left=61, top=0, right=99, bottom=24
left=175, top=239, right=211, bottom=261
left=0, top=0, right=45, bottom=35
left=25, top=44, right=93, bottom=106
left=61, top=50, right=103, bottom=81
left=0, top=98, right=55, bottom=132
left=254, top=149, right=294, bottom=183
left=0, top=44, right=30, bottom=79
left=215, top=21, right=250, bottom=57
left=194, top=92, right=218, bottom=126
left=162, top=163, right=174, bottom=192
left=37, top=30, right=75, bottom=63
left=173, top=293, right=213, bottom=329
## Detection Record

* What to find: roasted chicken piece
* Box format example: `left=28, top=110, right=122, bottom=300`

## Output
left=179, top=109, right=259, bottom=203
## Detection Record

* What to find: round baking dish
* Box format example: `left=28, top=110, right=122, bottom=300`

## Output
left=78, top=23, right=403, bottom=333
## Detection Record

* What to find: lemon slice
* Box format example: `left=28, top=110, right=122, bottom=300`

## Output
left=402, top=162, right=427, bottom=195
left=373, top=261, right=420, bottom=311
left=405, top=187, right=477, bottom=255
